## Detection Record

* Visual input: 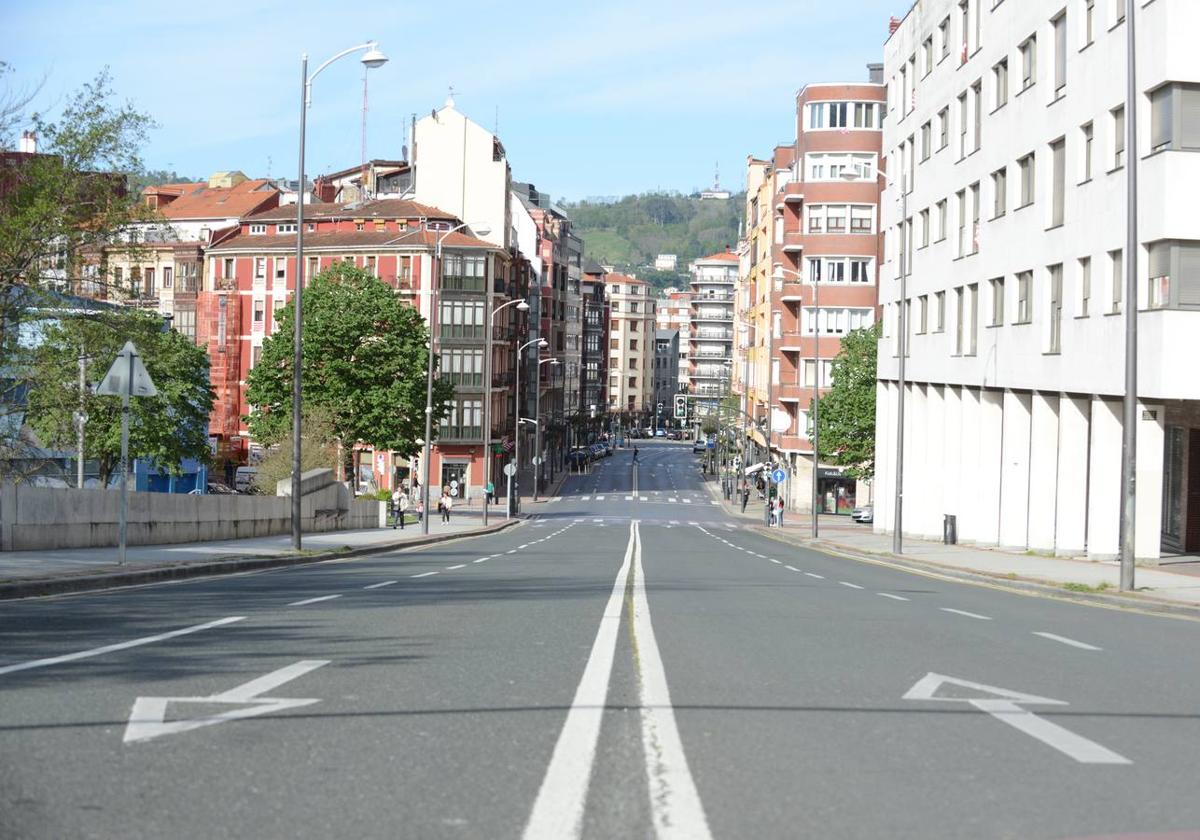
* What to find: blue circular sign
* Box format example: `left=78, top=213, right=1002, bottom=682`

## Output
left=771, top=468, right=786, bottom=484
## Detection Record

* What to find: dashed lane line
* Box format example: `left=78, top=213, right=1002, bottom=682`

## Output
left=288, top=594, right=342, bottom=606
left=1033, top=631, right=1101, bottom=650
left=363, top=580, right=398, bottom=590
left=940, top=607, right=992, bottom=620
left=446, top=564, right=467, bottom=570
left=838, top=582, right=864, bottom=590
left=410, top=571, right=439, bottom=578
left=878, top=593, right=910, bottom=601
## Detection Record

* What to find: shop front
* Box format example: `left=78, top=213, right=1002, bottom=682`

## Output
left=816, top=467, right=857, bottom=515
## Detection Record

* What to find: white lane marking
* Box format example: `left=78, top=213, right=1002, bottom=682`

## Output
left=1033, top=632, right=1102, bottom=651
left=629, top=520, right=713, bottom=839
left=507, top=549, right=518, bottom=554
left=596, top=496, right=606, bottom=501
left=668, top=498, right=678, bottom=503
left=940, top=607, right=992, bottom=620
left=410, top=571, right=439, bottom=578
left=805, top=572, right=824, bottom=579
left=640, top=497, right=649, bottom=502
left=711, top=501, right=719, bottom=505
left=579, top=496, right=591, bottom=501
left=124, top=659, right=329, bottom=744
left=522, top=521, right=637, bottom=839
left=363, top=580, right=398, bottom=590
left=288, top=594, right=341, bottom=606
left=681, top=498, right=692, bottom=504
left=769, top=559, right=782, bottom=565
left=625, top=496, right=634, bottom=501
left=518, top=544, right=530, bottom=549
left=0, top=616, right=245, bottom=677
left=446, top=564, right=467, bottom=570
left=477, top=557, right=490, bottom=562
left=670, top=520, right=680, bottom=525
left=878, top=592, right=909, bottom=601
left=838, top=581, right=864, bottom=590
left=784, top=565, right=800, bottom=572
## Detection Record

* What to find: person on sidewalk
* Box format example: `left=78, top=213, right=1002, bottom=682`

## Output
left=775, top=497, right=784, bottom=528
left=392, top=491, right=409, bottom=530
left=441, top=491, right=453, bottom=523
left=415, top=498, right=424, bottom=523
left=740, top=482, right=750, bottom=513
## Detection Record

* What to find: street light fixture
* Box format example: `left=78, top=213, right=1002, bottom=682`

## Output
left=841, top=162, right=904, bottom=553
left=510, top=337, right=547, bottom=517
left=420, top=221, right=492, bottom=536
left=534, top=357, right=560, bottom=501
left=774, top=265, right=820, bottom=539
left=292, top=40, right=388, bottom=550
left=482, top=297, right=529, bottom=525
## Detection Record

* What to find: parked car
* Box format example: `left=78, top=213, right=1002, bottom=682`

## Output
left=654, top=429, right=666, bottom=437
left=602, top=440, right=613, bottom=456
left=668, top=430, right=683, bottom=440
left=692, top=439, right=708, bottom=454
left=566, top=448, right=590, bottom=468
left=234, top=466, right=258, bottom=493
left=851, top=505, right=874, bottom=524
left=189, top=481, right=237, bottom=496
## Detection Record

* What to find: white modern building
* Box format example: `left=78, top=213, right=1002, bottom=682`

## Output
left=876, top=0, right=1200, bottom=559
left=689, top=251, right=738, bottom=417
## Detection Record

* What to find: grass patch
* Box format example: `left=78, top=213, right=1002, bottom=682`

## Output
left=1063, top=581, right=1112, bottom=593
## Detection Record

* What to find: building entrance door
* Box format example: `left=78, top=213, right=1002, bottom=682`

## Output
left=1187, top=430, right=1200, bottom=552
left=441, top=462, right=468, bottom=501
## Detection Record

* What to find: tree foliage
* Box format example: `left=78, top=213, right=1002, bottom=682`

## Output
left=810, top=324, right=880, bottom=481
left=0, top=68, right=156, bottom=342
left=25, top=309, right=216, bottom=485
left=244, top=263, right=454, bottom=460
left=250, top=406, right=338, bottom=495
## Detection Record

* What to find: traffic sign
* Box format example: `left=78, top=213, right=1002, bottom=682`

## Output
left=96, top=341, right=157, bottom=397
left=771, top=468, right=786, bottom=483
left=503, top=463, right=517, bottom=477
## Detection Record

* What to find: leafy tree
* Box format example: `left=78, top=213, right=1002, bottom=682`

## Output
left=809, top=324, right=880, bottom=481
left=1, top=68, right=155, bottom=343
left=25, top=309, right=215, bottom=485
left=244, top=263, right=454, bottom=477
left=250, top=406, right=338, bottom=495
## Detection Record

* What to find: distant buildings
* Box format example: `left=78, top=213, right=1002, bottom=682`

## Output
left=655, top=288, right=692, bottom=393
left=653, top=329, right=680, bottom=428
left=688, top=250, right=738, bottom=418
left=654, top=254, right=678, bottom=271
left=606, top=273, right=655, bottom=418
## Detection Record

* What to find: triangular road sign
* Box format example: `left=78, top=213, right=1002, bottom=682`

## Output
left=96, top=341, right=157, bottom=398
left=902, top=672, right=1066, bottom=706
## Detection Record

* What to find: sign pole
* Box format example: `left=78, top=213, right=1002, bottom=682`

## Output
left=118, top=350, right=132, bottom=566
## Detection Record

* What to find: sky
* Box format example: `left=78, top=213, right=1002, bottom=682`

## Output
left=3, top=0, right=904, bottom=201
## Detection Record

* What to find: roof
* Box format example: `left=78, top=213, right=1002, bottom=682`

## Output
left=606, top=272, right=645, bottom=285
left=322, top=159, right=408, bottom=182
left=155, top=178, right=279, bottom=220
left=207, top=228, right=500, bottom=253
left=246, top=198, right=457, bottom=224
left=696, top=250, right=739, bottom=263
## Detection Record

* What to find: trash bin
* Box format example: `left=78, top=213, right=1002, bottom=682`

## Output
left=943, top=514, right=957, bottom=545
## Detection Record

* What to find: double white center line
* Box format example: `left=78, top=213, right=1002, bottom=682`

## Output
left=523, top=520, right=710, bottom=840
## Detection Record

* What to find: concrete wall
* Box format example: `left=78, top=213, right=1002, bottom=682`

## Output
left=0, top=483, right=383, bottom=551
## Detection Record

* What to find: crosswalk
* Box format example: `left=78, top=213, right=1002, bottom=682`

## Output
left=529, top=517, right=750, bottom=530
left=566, top=491, right=718, bottom=506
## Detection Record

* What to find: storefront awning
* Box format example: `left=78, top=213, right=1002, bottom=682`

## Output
left=744, top=462, right=768, bottom=476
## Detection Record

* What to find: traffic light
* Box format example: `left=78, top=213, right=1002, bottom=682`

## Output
left=674, top=394, right=687, bottom=419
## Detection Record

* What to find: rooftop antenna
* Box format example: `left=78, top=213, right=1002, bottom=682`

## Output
left=494, top=105, right=499, bottom=136
left=714, top=161, right=721, bottom=190
left=446, top=84, right=456, bottom=109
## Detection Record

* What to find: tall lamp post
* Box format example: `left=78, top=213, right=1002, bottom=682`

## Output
left=842, top=163, right=904, bottom=553
left=420, top=221, right=492, bottom=536
left=1118, top=0, right=1139, bottom=592
left=773, top=266, right=820, bottom=537
left=482, top=298, right=529, bottom=525
left=533, top=357, right=560, bottom=501
left=292, top=40, right=388, bottom=550
left=511, top=337, right=547, bottom=516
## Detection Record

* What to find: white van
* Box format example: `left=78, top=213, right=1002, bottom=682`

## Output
left=234, top=466, right=258, bottom=493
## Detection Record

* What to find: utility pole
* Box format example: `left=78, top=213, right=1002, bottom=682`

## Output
left=1118, top=0, right=1139, bottom=591
left=75, top=348, right=88, bottom=488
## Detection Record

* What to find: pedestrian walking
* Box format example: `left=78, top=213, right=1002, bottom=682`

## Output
left=415, top=498, right=424, bottom=522
left=393, top=491, right=409, bottom=529
left=441, top=491, right=453, bottom=523
left=632, top=446, right=639, bottom=464
left=740, top=482, right=750, bottom=513
left=775, top=497, right=784, bottom=528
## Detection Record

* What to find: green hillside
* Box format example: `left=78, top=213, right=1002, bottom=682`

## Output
left=563, top=192, right=743, bottom=290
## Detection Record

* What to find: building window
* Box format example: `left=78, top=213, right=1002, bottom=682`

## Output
left=276, top=223, right=297, bottom=234
left=994, top=59, right=1009, bottom=109
left=918, top=295, right=929, bottom=333
left=970, top=182, right=980, bottom=254
left=1084, top=0, right=1095, bottom=46
left=1018, top=153, right=1036, bottom=208
left=935, top=291, right=946, bottom=332
left=1016, top=271, right=1033, bottom=323
left=365, top=255, right=376, bottom=277
left=923, top=36, right=934, bottom=76
left=957, top=189, right=968, bottom=257
left=920, top=121, right=932, bottom=160
left=1148, top=240, right=1200, bottom=309
left=1151, top=83, right=1200, bottom=152
left=990, top=277, right=1005, bottom=325
left=954, top=286, right=965, bottom=354
left=249, top=224, right=266, bottom=234
left=1079, top=257, right=1092, bottom=317
left=958, top=92, right=969, bottom=159
left=992, top=168, right=1007, bottom=218
left=1113, top=106, right=1126, bottom=168
left=253, top=299, right=264, bottom=323
left=1020, top=36, right=1037, bottom=90
left=972, top=81, right=982, bottom=150
left=307, top=256, right=319, bottom=279
left=174, top=309, right=196, bottom=340
left=274, top=258, right=287, bottom=284
left=441, top=253, right=487, bottom=291
left=920, top=209, right=931, bottom=247
left=1081, top=122, right=1094, bottom=181
left=936, top=199, right=948, bottom=241
left=938, top=106, right=950, bottom=149
left=1048, top=264, right=1063, bottom=352
left=1051, top=13, right=1067, bottom=94
left=223, top=257, right=234, bottom=279
left=438, top=299, right=485, bottom=338
left=1050, top=138, right=1066, bottom=227
left=939, top=15, right=951, bottom=60
left=441, top=348, right=484, bottom=386
left=1110, top=249, right=1123, bottom=313
left=161, top=266, right=172, bottom=288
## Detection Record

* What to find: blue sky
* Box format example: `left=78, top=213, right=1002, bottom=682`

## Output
left=3, top=0, right=902, bottom=201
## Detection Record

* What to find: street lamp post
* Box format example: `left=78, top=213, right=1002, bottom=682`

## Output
left=292, top=40, right=388, bottom=550
left=842, top=163, right=904, bottom=553
left=1118, top=0, right=1139, bottom=592
left=420, top=221, right=493, bottom=536
left=511, top=337, right=547, bottom=517
left=482, top=298, right=529, bottom=526
left=533, top=357, right=560, bottom=501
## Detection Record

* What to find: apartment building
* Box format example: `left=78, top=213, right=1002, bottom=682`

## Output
left=606, top=273, right=656, bottom=417
left=876, top=0, right=1200, bottom=558
left=688, top=250, right=738, bottom=417
left=653, top=329, right=680, bottom=427
left=656, top=289, right=692, bottom=391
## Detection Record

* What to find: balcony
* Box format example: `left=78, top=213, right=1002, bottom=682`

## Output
left=692, top=366, right=730, bottom=380
left=692, top=291, right=734, bottom=303
left=776, top=181, right=805, bottom=209
left=781, top=231, right=805, bottom=253
left=693, top=308, right=733, bottom=323
left=692, top=348, right=732, bottom=360
left=694, top=328, right=733, bottom=340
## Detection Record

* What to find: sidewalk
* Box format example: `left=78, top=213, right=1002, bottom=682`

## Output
left=706, top=477, right=1200, bottom=611
left=0, top=509, right=519, bottom=599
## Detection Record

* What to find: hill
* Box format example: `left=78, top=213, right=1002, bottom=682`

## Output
left=562, top=192, right=743, bottom=291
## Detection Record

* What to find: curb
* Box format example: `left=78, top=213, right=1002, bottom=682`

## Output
left=748, top=525, right=1200, bottom=621
left=0, top=519, right=523, bottom=601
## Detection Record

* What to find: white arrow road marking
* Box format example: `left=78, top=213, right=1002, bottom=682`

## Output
left=0, top=616, right=245, bottom=677
left=123, top=660, right=329, bottom=744
left=903, top=672, right=1131, bottom=765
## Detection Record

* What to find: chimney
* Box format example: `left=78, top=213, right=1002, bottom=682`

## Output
left=19, top=130, right=37, bottom=154
left=889, top=16, right=903, bottom=35
left=313, top=176, right=336, bottom=203
left=867, top=63, right=884, bottom=84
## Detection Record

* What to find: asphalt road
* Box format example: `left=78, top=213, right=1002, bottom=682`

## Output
left=3, top=441, right=1199, bottom=839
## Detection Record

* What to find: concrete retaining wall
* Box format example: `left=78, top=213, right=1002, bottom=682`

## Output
left=0, top=482, right=384, bottom=551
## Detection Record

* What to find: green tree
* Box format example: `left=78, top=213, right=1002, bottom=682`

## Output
left=0, top=69, right=155, bottom=338
left=250, top=406, right=338, bottom=495
left=244, top=263, right=453, bottom=475
left=25, top=309, right=215, bottom=485
left=809, top=323, right=880, bottom=481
